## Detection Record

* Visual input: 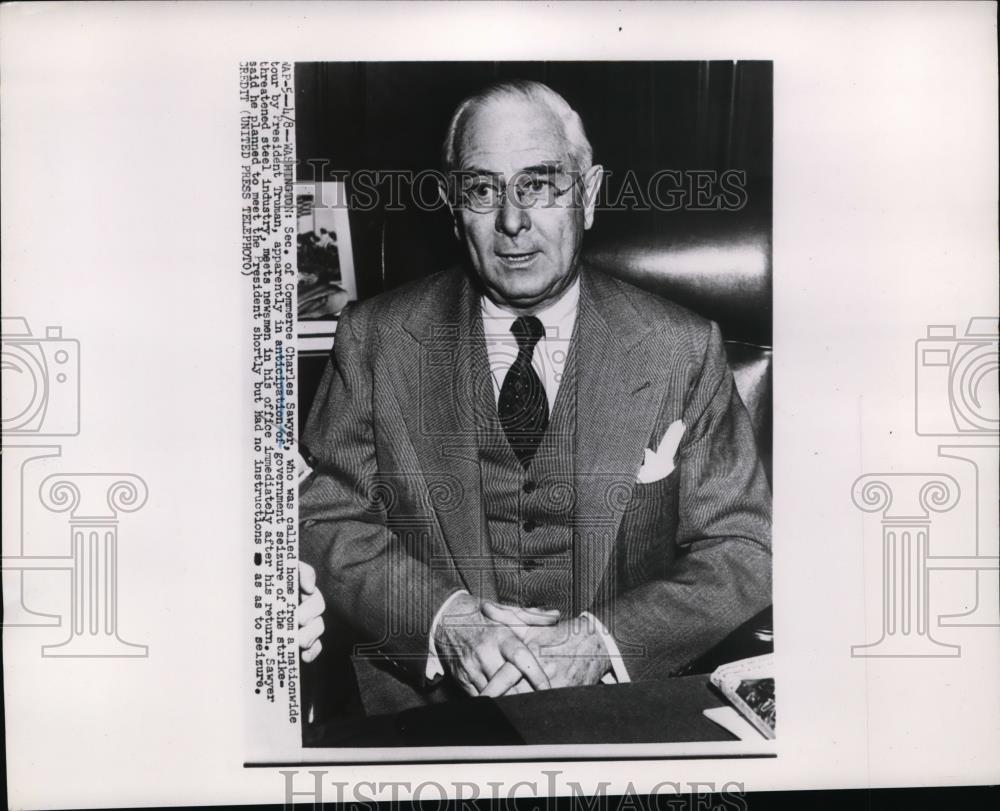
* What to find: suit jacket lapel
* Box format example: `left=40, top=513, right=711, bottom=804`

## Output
left=572, top=267, right=664, bottom=613
left=390, top=265, right=663, bottom=610
left=396, top=270, right=499, bottom=601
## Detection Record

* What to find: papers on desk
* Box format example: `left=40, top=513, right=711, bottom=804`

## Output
left=703, top=707, right=766, bottom=741
left=705, top=653, right=776, bottom=740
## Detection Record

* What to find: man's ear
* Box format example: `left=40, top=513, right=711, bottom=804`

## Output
left=437, top=179, right=462, bottom=241
left=581, top=164, right=604, bottom=230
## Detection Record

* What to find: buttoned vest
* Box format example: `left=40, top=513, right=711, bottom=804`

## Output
left=472, top=324, right=578, bottom=615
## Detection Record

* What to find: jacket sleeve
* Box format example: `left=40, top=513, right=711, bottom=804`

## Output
left=299, top=304, right=464, bottom=686
left=589, top=321, right=772, bottom=680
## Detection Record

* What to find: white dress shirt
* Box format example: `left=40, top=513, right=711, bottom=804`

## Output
left=480, top=275, right=580, bottom=412
left=426, top=276, right=631, bottom=686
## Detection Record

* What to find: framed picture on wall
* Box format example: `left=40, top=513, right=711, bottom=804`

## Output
left=296, top=180, right=356, bottom=353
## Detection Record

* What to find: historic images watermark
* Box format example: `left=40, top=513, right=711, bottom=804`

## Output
left=1, top=316, right=150, bottom=657
left=851, top=317, right=999, bottom=658
left=279, top=770, right=748, bottom=810
left=291, top=165, right=750, bottom=215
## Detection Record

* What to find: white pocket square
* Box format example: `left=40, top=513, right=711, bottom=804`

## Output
left=636, top=420, right=685, bottom=484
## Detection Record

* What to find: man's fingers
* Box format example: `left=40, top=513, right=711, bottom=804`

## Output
left=500, top=638, right=551, bottom=692
left=450, top=648, right=489, bottom=693
left=298, top=561, right=317, bottom=594
left=481, top=601, right=560, bottom=628
left=301, top=640, right=322, bottom=663
left=480, top=662, right=522, bottom=698
left=299, top=616, right=324, bottom=650
left=476, top=641, right=508, bottom=682
left=454, top=674, right=479, bottom=697
left=298, top=591, right=325, bottom=625
left=479, top=601, right=512, bottom=624
left=459, top=667, right=487, bottom=696
left=515, top=606, right=561, bottom=625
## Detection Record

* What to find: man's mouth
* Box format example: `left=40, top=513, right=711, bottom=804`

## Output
left=496, top=251, right=539, bottom=268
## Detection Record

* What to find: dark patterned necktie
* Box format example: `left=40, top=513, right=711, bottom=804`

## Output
left=498, top=315, right=549, bottom=468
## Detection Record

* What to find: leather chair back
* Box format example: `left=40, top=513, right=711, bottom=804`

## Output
left=583, top=207, right=772, bottom=482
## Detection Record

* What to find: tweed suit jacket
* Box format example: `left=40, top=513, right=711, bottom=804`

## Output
left=300, top=265, right=772, bottom=712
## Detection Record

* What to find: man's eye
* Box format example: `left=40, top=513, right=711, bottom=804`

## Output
left=525, top=178, right=549, bottom=193
left=470, top=182, right=494, bottom=197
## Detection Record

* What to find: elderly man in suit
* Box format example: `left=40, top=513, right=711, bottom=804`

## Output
left=300, top=80, right=771, bottom=715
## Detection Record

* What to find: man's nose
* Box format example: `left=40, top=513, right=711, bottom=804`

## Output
left=494, top=192, right=530, bottom=237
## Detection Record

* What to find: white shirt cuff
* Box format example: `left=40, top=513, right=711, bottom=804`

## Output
left=426, top=589, right=470, bottom=679
left=581, top=611, right=631, bottom=684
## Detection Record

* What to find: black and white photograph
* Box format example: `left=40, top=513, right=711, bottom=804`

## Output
left=294, top=61, right=774, bottom=752
left=2, top=3, right=998, bottom=809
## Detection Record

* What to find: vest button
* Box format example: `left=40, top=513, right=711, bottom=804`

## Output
left=522, top=520, right=537, bottom=532
left=522, top=480, right=537, bottom=494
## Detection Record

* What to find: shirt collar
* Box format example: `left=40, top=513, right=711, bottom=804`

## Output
left=480, top=275, right=581, bottom=337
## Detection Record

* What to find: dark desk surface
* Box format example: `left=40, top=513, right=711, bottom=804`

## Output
left=310, top=676, right=739, bottom=749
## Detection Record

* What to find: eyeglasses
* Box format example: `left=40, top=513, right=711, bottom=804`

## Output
left=453, top=169, right=580, bottom=214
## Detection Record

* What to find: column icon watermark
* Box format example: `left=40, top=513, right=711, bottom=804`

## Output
left=852, top=317, right=998, bottom=659
left=2, top=316, right=151, bottom=658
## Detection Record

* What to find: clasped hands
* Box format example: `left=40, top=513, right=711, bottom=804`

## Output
left=433, top=593, right=611, bottom=698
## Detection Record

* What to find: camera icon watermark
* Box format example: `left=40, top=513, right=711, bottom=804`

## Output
left=2, top=316, right=150, bottom=657
left=1, top=316, right=80, bottom=437
left=852, top=316, right=999, bottom=659
left=915, top=317, right=998, bottom=437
